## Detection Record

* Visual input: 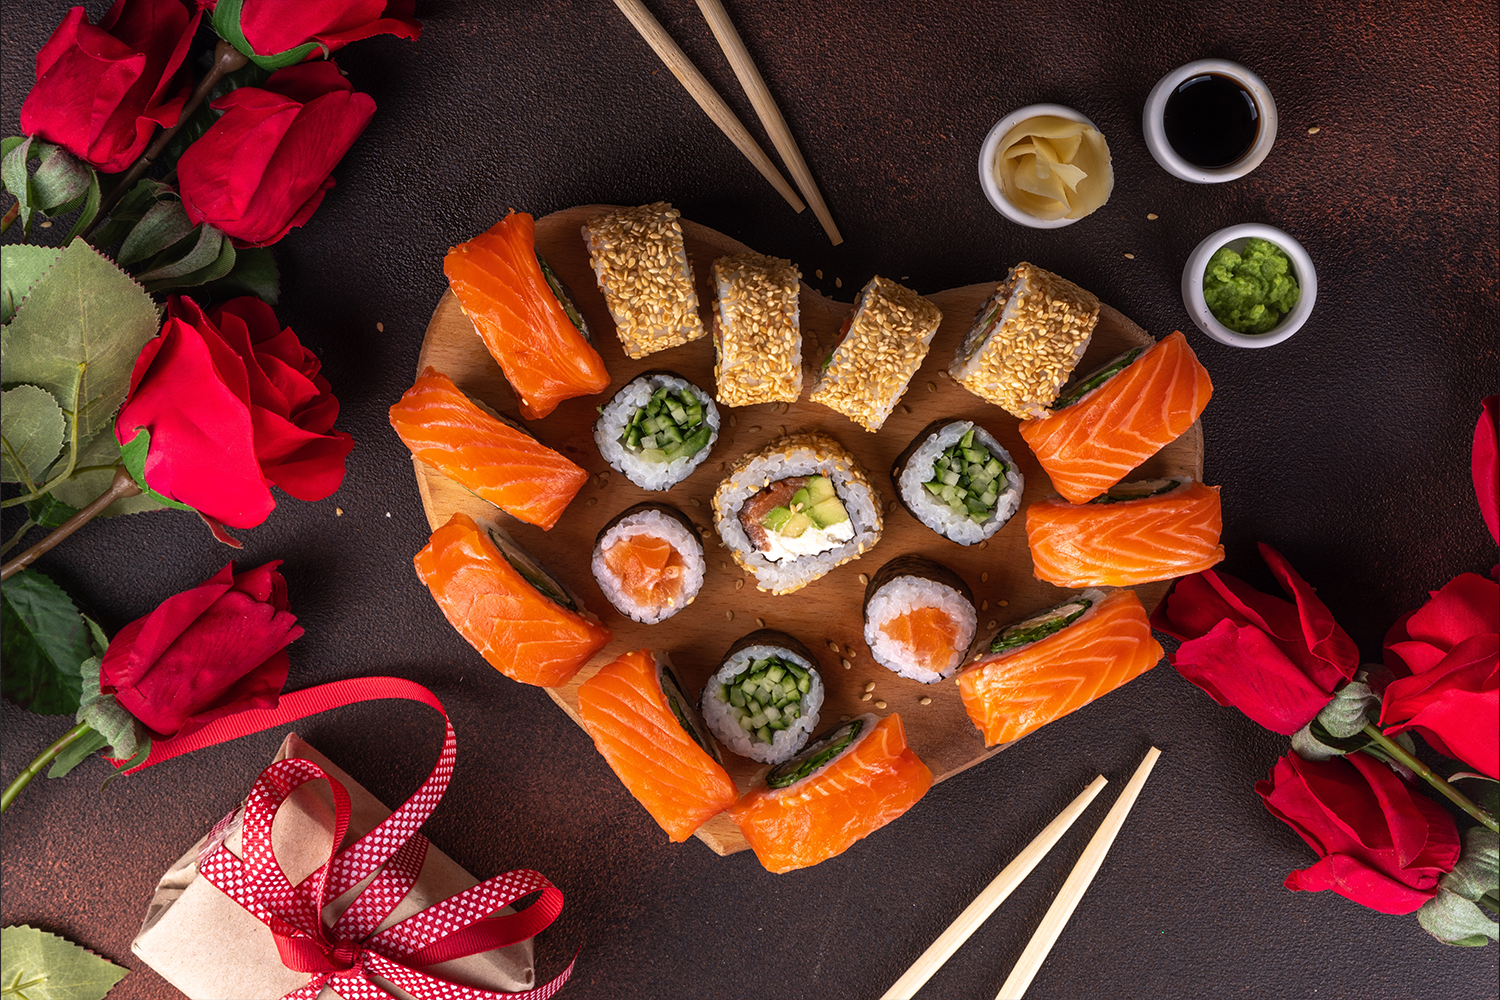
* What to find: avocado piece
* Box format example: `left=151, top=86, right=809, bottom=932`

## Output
left=808, top=496, right=849, bottom=528
left=804, top=474, right=836, bottom=505
left=761, top=506, right=794, bottom=532
left=780, top=512, right=815, bottom=538
left=789, top=486, right=812, bottom=512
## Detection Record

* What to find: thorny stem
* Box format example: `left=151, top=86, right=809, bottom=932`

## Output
left=0, top=466, right=140, bottom=582
left=1, top=722, right=90, bottom=814
left=80, top=40, right=249, bottom=240
left=1363, top=723, right=1499, bottom=833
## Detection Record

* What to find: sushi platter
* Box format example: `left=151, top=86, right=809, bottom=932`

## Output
left=413, top=204, right=1204, bottom=855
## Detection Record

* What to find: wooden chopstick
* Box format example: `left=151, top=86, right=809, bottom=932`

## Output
left=612, top=0, right=807, bottom=214
left=693, top=0, right=844, bottom=245
left=879, top=775, right=1109, bottom=1000
left=995, top=746, right=1163, bottom=1000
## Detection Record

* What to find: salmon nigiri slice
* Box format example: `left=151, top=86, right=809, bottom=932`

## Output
left=578, top=649, right=738, bottom=842
left=414, top=512, right=611, bottom=686
left=729, top=713, right=932, bottom=873
left=958, top=589, right=1162, bottom=746
left=1019, top=330, right=1212, bottom=503
left=444, top=212, right=610, bottom=420
left=390, top=367, right=588, bottom=530
left=1026, top=478, right=1225, bottom=587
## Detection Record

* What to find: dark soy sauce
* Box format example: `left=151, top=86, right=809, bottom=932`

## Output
left=1163, top=74, right=1259, bottom=168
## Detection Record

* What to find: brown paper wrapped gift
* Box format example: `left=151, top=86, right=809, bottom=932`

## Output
left=132, top=733, right=534, bottom=999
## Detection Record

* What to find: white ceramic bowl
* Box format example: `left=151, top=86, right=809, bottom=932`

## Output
left=1182, top=223, right=1316, bottom=348
left=977, top=103, right=1104, bottom=229
left=1143, top=59, right=1277, bottom=183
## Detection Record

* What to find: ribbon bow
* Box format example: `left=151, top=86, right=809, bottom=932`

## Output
left=151, top=677, right=573, bottom=1000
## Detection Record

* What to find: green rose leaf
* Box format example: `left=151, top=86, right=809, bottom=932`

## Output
left=0, top=239, right=160, bottom=451
left=46, top=432, right=167, bottom=518
left=63, top=170, right=101, bottom=244
left=0, top=925, right=129, bottom=1000
left=1, top=386, right=66, bottom=486
left=26, top=493, right=80, bottom=530
left=119, top=429, right=196, bottom=512
left=0, top=569, right=91, bottom=715
left=116, top=198, right=196, bottom=268
left=135, top=223, right=224, bottom=282
left=1, top=245, right=63, bottom=324
left=141, top=232, right=236, bottom=293
left=47, top=725, right=109, bottom=780
left=1450, top=774, right=1500, bottom=823
left=73, top=655, right=141, bottom=763
left=2, top=136, right=38, bottom=234
left=1315, top=680, right=1378, bottom=739
left=85, top=178, right=175, bottom=249
left=1442, top=827, right=1500, bottom=905
left=1416, top=888, right=1499, bottom=947
left=1291, top=716, right=1371, bottom=761
left=202, top=245, right=280, bottom=305
left=30, top=144, right=92, bottom=216
left=212, top=0, right=322, bottom=68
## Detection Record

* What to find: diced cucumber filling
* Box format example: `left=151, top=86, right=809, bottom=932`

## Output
left=619, top=383, right=713, bottom=463
left=766, top=718, right=864, bottom=789
left=922, top=433, right=1009, bottom=525
left=716, top=654, right=812, bottom=746
left=990, top=599, right=1094, bottom=654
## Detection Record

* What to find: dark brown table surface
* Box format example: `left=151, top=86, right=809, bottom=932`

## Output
left=3, top=2, right=1497, bottom=998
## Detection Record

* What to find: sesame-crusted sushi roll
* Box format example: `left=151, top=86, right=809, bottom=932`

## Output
left=591, top=503, right=706, bottom=624
left=711, top=252, right=803, bottom=407
left=892, top=419, right=1025, bottom=545
left=809, top=276, right=942, bottom=432
left=949, top=262, right=1100, bottom=419
left=583, top=202, right=706, bottom=359
left=712, top=431, right=883, bottom=595
left=595, top=372, right=720, bottom=490
left=701, top=630, right=824, bottom=764
left=862, top=556, right=978, bottom=684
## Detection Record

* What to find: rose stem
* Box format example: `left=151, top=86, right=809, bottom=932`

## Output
left=1, top=721, right=92, bottom=814
left=1, top=201, right=17, bottom=235
left=0, top=466, right=140, bottom=582
left=1362, top=723, right=1499, bottom=833
left=80, top=39, right=250, bottom=241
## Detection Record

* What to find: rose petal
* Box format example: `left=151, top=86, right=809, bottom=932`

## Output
left=1284, top=854, right=1437, bottom=915
left=1171, top=620, right=1336, bottom=733
left=1475, top=396, right=1498, bottom=544
left=1380, top=636, right=1500, bottom=779
left=1402, top=574, right=1500, bottom=653
left=99, top=564, right=235, bottom=695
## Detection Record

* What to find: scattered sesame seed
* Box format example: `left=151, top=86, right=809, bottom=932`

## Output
left=874, top=700, right=887, bottom=710
left=981, top=600, right=989, bottom=611
left=587, top=497, right=598, bottom=506
left=927, top=382, right=936, bottom=392
left=1123, top=252, right=1135, bottom=259
left=726, top=610, right=734, bottom=621
left=999, top=600, right=1008, bottom=607
left=39, top=221, right=52, bottom=229
left=828, top=640, right=840, bottom=651
left=735, top=579, right=744, bottom=590
left=720, top=561, right=728, bottom=570
left=842, top=658, right=852, bottom=670
left=691, top=497, right=701, bottom=507
left=749, top=425, right=761, bottom=433
left=1308, top=126, right=1321, bottom=134
left=919, top=696, right=931, bottom=706
left=840, top=714, right=850, bottom=722
left=858, top=573, right=869, bottom=586
left=385, top=512, right=391, bottom=518
left=864, top=681, right=876, bottom=692
left=730, top=415, right=738, bottom=427
left=834, top=277, right=842, bottom=288
left=756, top=617, right=765, bottom=627
left=816, top=269, right=824, bottom=279
left=335, top=507, right=344, bottom=516
left=845, top=644, right=855, bottom=656
left=1147, top=213, right=1159, bottom=220
left=981, top=572, right=989, bottom=583
left=988, top=620, right=997, bottom=629
left=978, top=540, right=988, bottom=550
left=376, top=321, right=385, bottom=332
left=860, top=692, right=873, bottom=701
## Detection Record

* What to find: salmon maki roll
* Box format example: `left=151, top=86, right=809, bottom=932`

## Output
left=444, top=212, right=611, bottom=420
left=389, top=367, right=588, bottom=530
left=1019, top=330, right=1212, bottom=503
left=578, top=649, right=739, bottom=842
left=1027, top=478, right=1225, bottom=587
left=729, top=713, right=933, bottom=873
left=958, top=589, right=1162, bottom=746
left=414, top=512, right=611, bottom=687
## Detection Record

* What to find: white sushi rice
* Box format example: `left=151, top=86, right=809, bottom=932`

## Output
left=591, top=508, right=705, bottom=624
left=594, top=373, right=720, bottom=490
left=864, top=575, right=978, bottom=683
left=701, top=643, right=824, bottom=764
left=898, top=421, right=1024, bottom=545
left=712, top=433, right=883, bottom=595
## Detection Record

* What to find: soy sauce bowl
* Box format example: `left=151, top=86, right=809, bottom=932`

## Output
left=1144, top=59, right=1277, bottom=183
left=1182, top=224, right=1316, bottom=349
left=978, top=103, right=1101, bottom=229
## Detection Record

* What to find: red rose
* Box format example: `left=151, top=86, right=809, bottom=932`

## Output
left=99, top=561, right=300, bottom=738
left=19, top=0, right=201, bottom=172
left=1380, top=573, right=1500, bottom=778
left=115, top=295, right=354, bottom=529
left=1152, top=543, right=1360, bottom=733
left=1474, top=395, right=1498, bottom=545
left=206, top=0, right=420, bottom=68
left=177, top=61, right=375, bottom=245
left=1257, top=751, right=1461, bottom=914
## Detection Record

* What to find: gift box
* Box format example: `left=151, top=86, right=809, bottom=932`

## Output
left=132, top=733, right=536, bottom=1000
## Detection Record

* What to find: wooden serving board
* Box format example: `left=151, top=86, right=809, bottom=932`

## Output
left=415, top=205, right=1203, bottom=856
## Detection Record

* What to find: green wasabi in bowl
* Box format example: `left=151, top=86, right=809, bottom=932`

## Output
left=1203, top=237, right=1300, bottom=334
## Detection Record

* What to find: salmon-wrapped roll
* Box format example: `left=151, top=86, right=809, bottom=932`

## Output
left=389, top=367, right=587, bottom=530
left=1026, top=477, right=1225, bottom=587
left=729, top=713, right=932, bottom=873
left=1019, top=330, right=1212, bottom=503
left=958, top=589, right=1162, bottom=746
left=578, top=649, right=738, bottom=842
left=444, top=211, right=610, bottom=420
left=414, top=512, right=611, bottom=687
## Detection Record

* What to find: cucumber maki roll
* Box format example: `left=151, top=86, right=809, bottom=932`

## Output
left=595, top=372, right=720, bottom=490
left=701, top=630, right=824, bottom=764
left=893, top=419, right=1025, bottom=545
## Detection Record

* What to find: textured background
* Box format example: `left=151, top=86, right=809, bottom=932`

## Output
left=2, top=1, right=1497, bottom=998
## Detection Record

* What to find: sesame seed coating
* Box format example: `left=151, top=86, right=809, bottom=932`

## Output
left=711, top=252, right=803, bottom=407
left=584, top=202, right=706, bottom=359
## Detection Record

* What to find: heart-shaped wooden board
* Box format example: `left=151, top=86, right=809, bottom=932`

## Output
left=414, top=205, right=1203, bottom=856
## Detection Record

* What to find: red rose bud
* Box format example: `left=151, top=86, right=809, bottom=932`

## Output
left=208, top=0, right=420, bottom=68
left=1474, top=396, right=1498, bottom=545
left=1152, top=543, right=1360, bottom=734
left=115, top=295, right=354, bottom=529
left=99, top=561, right=301, bottom=738
left=19, top=0, right=201, bottom=172
left=1257, top=751, right=1461, bottom=915
left=1381, top=572, right=1500, bottom=779
left=177, top=61, right=375, bottom=245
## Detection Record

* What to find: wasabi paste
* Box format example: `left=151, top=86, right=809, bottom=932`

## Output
left=1203, top=237, right=1300, bottom=334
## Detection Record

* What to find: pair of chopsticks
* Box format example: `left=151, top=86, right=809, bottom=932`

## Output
left=882, top=746, right=1162, bottom=1000
left=613, top=0, right=844, bottom=245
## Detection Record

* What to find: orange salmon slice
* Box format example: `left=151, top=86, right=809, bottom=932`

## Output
left=1020, top=330, right=1212, bottom=503
left=389, top=367, right=588, bottom=530
left=413, top=512, right=611, bottom=687
left=880, top=606, right=960, bottom=672
left=601, top=534, right=685, bottom=609
left=1026, top=480, right=1225, bottom=587
left=957, top=589, right=1162, bottom=746
left=578, top=649, right=738, bottom=842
